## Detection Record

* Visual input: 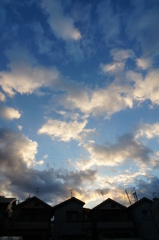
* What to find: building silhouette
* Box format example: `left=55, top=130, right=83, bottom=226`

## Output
left=1, top=195, right=159, bottom=240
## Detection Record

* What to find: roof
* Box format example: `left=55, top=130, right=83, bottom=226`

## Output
left=15, top=196, right=52, bottom=209
left=0, top=197, right=16, bottom=204
left=52, top=197, right=85, bottom=210
left=83, top=207, right=91, bottom=214
left=129, top=197, right=153, bottom=209
left=92, top=198, right=127, bottom=210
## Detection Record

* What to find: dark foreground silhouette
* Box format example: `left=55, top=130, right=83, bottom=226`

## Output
left=0, top=195, right=159, bottom=240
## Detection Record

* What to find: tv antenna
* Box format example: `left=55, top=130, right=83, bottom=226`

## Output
left=125, top=190, right=132, bottom=205
left=36, top=187, right=39, bottom=195
left=132, top=188, right=138, bottom=202
left=101, top=190, right=104, bottom=200
left=70, top=189, right=73, bottom=198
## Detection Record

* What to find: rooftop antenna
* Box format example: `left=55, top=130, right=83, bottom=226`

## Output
left=132, top=188, right=138, bottom=202
left=101, top=190, right=104, bottom=200
left=36, top=187, right=39, bottom=196
left=125, top=190, right=132, bottom=205
left=70, top=189, right=73, bottom=198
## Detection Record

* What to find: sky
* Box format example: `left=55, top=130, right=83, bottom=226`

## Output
left=0, top=0, right=159, bottom=208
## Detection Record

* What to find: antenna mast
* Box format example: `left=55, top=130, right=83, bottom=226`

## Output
left=70, top=189, right=73, bottom=198
left=36, top=187, right=39, bottom=196
left=125, top=190, right=132, bottom=205
left=101, top=190, right=104, bottom=200
left=132, top=188, right=138, bottom=202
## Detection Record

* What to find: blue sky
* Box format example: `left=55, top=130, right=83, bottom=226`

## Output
left=0, top=0, right=159, bottom=207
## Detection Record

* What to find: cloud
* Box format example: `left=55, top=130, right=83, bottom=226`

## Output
left=100, top=48, right=135, bottom=77
left=0, top=62, right=61, bottom=97
left=0, top=92, right=5, bottom=102
left=110, top=49, right=135, bottom=62
left=55, top=169, right=97, bottom=187
left=35, top=160, right=44, bottom=166
left=0, top=105, right=21, bottom=120
left=136, top=122, right=159, bottom=139
left=0, top=128, right=156, bottom=206
left=57, top=83, right=133, bottom=117
left=77, top=133, right=153, bottom=169
left=132, top=69, right=159, bottom=105
left=136, top=58, right=152, bottom=70
left=136, top=176, right=159, bottom=200
left=38, top=118, right=95, bottom=142
left=17, top=125, right=23, bottom=131
left=0, top=128, right=37, bottom=171
left=40, top=0, right=81, bottom=41
left=0, top=128, right=97, bottom=203
left=101, top=62, right=125, bottom=74
left=2, top=47, right=133, bottom=118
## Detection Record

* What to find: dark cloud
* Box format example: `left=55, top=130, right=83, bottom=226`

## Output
left=84, top=133, right=153, bottom=167
left=0, top=128, right=97, bottom=204
left=135, top=177, right=159, bottom=200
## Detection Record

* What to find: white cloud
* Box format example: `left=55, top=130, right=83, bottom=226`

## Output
left=58, top=83, right=133, bottom=117
left=136, top=58, right=152, bottom=70
left=110, top=49, right=135, bottom=62
left=40, top=0, right=81, bottom=41
left=35, top=160, right=44, bottom=165
left=17, top=125, right=23, bottom=131
left=101, top=62, right=125, bottom=74
left=133, top=69, right=159, bottom=105
left=0, top=105, right=21, bottom=120
left=38, top=118, right=94, bottom=142
left=0, top=62, right=61, bottom=96
left=100, top=49, right=135, bottom=76
left=0, top=92, right=5, bottom=102
left=136, top=122, right=159, bottom=139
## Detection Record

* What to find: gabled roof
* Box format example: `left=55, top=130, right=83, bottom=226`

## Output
left=129, top=197, right=152, bottom=209
left=52, top=197, right=85, bottom=210
left=15, top=196, right=52, bottom=209
left=0, top=197, right=16, bottom=204
left=92, top=198, right=126, bottom=210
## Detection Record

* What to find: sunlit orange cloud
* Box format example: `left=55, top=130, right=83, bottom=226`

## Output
left=70, top=187, right=131, bottom=208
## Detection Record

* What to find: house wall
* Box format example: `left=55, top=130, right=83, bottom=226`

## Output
left=91, top=206, right=136, bottom=239
left=53, top=201, right=89, bottom=239
left=5, top=198, right=52, bottom=240
left=130, top=200, right=159, bottom=240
